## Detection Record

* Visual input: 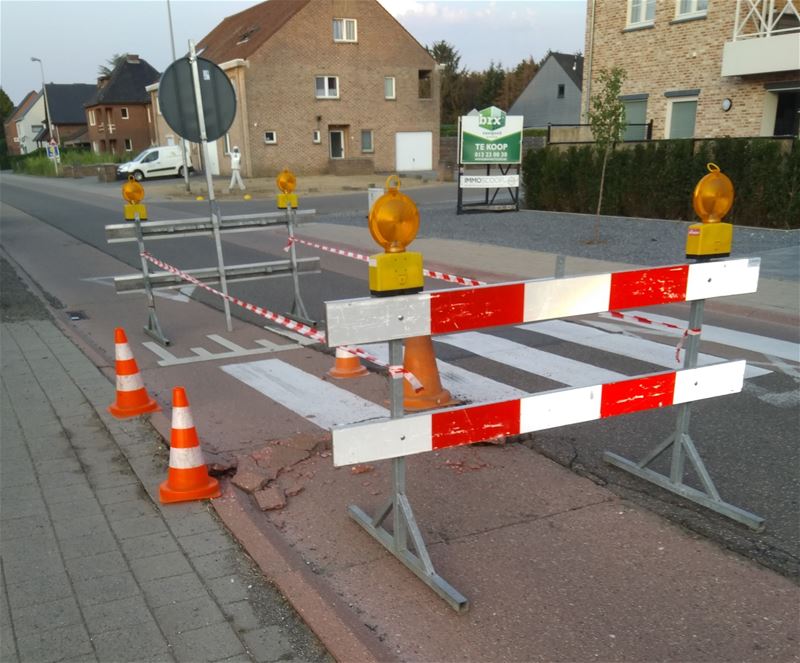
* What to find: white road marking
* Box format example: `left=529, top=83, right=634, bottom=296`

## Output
left=518, top=320, right=771, bottom=379
left=221, top=359, right=388, bottom=429
left=82, top=276, right=195, bottom=302
left=435, top=331, right=625, bottom=386
left=143, top=334, right=300, bottom=366
left=597, top=310, right=799, bottom=362
left=358, top=343, right=527, bottom=403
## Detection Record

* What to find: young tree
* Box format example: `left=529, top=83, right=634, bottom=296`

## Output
left=587, top=67, right=626, bottom=243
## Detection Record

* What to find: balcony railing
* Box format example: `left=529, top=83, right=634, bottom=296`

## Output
left=722, top=0, right=800, bottom=76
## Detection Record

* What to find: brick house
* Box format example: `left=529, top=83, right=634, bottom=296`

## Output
left=582, top=0, right=800, bottom=139
left=85, top=55, right=159, bottom=156
left=3, top=91, right=38, bottom=156
left=150, top=0, right=440, bottom=178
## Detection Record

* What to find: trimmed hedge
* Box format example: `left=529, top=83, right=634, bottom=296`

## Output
left=10, top=148, right=123, bottom=176
left=523, top=138, right=799, bottom=229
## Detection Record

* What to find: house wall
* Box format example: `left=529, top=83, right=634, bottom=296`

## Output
left=86, top=103, right=155, bottom=156
left=510, top=57, right=582, bottom=128
left=15, top=96, right=45, bottom=154
left=4, top=119, right=21, bottom=155
left=238, top=0, right=440, bottom=177
left=583, top=0, right=799, bottom=138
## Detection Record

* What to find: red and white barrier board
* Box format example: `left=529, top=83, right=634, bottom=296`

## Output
left=332, top=360, right=746, bottom=467
left=325, top=258, right=760, bottom=347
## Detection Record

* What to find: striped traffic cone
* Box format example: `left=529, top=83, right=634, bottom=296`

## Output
left=159, top=387, right=221, bottom=504
left=108, top=328, right=159, bottom=419
left=403, top=335, right=458, bottom=411
left=327, top=347, right=369, bottom=379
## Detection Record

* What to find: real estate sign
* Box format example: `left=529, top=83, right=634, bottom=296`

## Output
left=460, top=107, right=523, bottom=165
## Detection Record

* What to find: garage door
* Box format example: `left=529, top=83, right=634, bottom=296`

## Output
left=395, top=132, right=432, bottom=171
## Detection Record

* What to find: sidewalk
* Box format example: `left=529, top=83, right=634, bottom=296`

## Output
left=0, top=260, right=330, bottom=662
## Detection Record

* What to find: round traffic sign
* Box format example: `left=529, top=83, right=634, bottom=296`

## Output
left=158, top=57, right=236, bottom=143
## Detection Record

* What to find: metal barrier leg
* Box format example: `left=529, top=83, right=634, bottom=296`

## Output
left=603, top=300, right=765, bottom=531
left=285, top=206, right=312, bottom=324
left=347, top=339, right=469, bottom=612
left=134, top=214, right=169, bottom=346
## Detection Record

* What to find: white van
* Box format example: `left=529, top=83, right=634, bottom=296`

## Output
left=116, top=146, right=192, bottom=181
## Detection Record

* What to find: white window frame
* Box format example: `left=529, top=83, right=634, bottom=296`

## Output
left=384, top=76, right=396, bottom=100
left=88, top=109, right=96, bottom=126
left=312, top=130, right=321, bottom=144
left=120, top=107, right=129, bottom=119
left=333, top=18, right=357, bottom=43
left=315, top=76, right=339, bottom=99
left=675, top=0, right=707, bottom=19
left=664, top=95, right=699, bottom=139
left=628, top=0, right=655, bottom=27
left=124, top=138, right=133, bottom=151
left=361, top=129, right=374, bottom=153
left=263, top=131, right=277, bottom=144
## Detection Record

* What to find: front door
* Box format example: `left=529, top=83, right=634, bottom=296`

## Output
left=329, top=130, right=344, bottom=159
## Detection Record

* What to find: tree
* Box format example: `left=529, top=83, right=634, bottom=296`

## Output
left=98, top=53, right=128, bottom=77
left=587, top=67, right=627, bottom=243
left=0, top=87, right=14, bottom=165
left=478, top=61, right=505, bottom=109
left=428, top=41, right=464, bottom=125
left=505, top=57, right=539, bottom=109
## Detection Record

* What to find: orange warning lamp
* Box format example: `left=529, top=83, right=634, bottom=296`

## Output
left=368, top=175, right=424, bottom=296
left=122, top=175, right=148, bottom=221
left=276, top=168, right=298, bottom=209
left=686, top=163, right=733, bottom=260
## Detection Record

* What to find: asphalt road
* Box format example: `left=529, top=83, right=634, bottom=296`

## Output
left=1, top=173, right=798, bottom=581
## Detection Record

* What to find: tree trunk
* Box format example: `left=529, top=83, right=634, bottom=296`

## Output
left=594, top=147, right=610, bottom=243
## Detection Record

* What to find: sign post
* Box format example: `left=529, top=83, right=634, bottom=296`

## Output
left=457, top=107, right=523, bottom=214
left=158, top=42, right=237, bottom=332
left=46, top=139, right=60, bottom=176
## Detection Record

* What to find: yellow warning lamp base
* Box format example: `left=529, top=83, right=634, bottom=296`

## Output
left=124, top=203, right=148, bottom=221
left=276, top=193, right=298, bottom=209
left=686, top=222, right=732, bottom=260
left=369, top=251, right=424, bottom=297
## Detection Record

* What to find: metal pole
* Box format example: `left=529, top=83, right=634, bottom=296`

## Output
left=166, top=0, right=191, bottom=193
left=31, top=57, right=58, bottom=176
left=188, top=40, right=233, bottom=331
left=134, top=213, right=169, bottom=345
left=286, top=205, right=310, bottom=321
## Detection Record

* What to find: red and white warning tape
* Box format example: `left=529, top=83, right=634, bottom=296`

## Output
left=139, top=251, right=422, bottom=391
left=607, top=310, right=701, bottom=363
left=285, top=236, right=486, bottom=287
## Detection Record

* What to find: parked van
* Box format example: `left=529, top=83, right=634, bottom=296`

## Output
left=116, top=145, right=192, bottom=181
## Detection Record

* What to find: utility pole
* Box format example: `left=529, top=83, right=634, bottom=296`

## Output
left=166, top=0, right=192, bottom=193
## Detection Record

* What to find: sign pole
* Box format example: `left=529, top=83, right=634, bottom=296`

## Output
left=188, top=40, right=233, bottom=332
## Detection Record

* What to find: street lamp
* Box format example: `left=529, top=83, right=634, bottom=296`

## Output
left=30, top=57, right=57, bottom=146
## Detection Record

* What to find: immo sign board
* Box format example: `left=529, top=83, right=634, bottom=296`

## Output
left=460, top=106, right=523, bottom=165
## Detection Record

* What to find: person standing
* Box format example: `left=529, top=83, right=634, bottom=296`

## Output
left=228, top=146, right=245, bottom=192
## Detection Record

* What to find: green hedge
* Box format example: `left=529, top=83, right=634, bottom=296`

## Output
left=523, top=138, right=799, bottom=229
left=10, top=148, right=123, bottom=176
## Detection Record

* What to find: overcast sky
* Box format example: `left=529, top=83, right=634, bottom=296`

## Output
left=0, top=0, right=586, bottom=106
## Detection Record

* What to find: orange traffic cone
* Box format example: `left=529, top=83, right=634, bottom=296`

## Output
left=327, top=347, right=368, bottom=379
left=108, top=328, right=159, bottom=419
left=159, top=387, right=221, bottom=504
left=403, top=336, right=458, bottom=411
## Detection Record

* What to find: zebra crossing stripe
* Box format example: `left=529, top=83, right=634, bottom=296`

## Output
left=332, top=361, right=746, bottom=467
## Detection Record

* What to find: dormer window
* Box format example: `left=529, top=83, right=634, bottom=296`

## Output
left=333, top=18, right=357, bottom=42
left=236, top=26, right=258, bottom=45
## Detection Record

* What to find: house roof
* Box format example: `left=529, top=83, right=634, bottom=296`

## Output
left=44, top=84, right=96, bottom=124
left=85, top=56, right=160, bottom=106
left=549, top=52, right=584, bottom=89
left=4, top=90, right=39, bottom=126
left=196, top=0, right=311, bottom=64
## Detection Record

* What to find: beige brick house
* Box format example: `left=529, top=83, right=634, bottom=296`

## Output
left=582, top=0, right=799, bottom=139
left=150, top=0, right=439, bottom=178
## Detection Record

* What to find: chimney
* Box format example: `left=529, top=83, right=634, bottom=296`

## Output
left=126, top=54, right=140, bottom=64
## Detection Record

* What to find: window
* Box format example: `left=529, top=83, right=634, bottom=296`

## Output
left=315, top=76, right=339, bottom=99
left=333, top=18, right=357, bottom=42
left=124, top=138, right=133, bottom=151
left=676, top=0, right=707, bottom=18
left=628, top=0, right=655, bottom=26
left=263, top=131, right=277, bottom=144
left=667, top=97, right=698, bottom=138
left=384, top=76, right=396, bottom=100
left=120, top=107, right=129, bottom=119
left=361, top=130, right=373, bottom=153
left=92, top=141, right=98, bottom=153
left=312, top=130, right=321, bottom=144
left=557, top=84, right=565, bottom=99
left=88, top=110, right=96, bottom=126
left=622, top=98, right=648, bottom=140
left=418, top=70, right=432, bottom=99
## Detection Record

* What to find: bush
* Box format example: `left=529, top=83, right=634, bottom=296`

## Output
left=523, top=137, right=799, bottom=229
left=11, top=147, right=123, bottom=176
